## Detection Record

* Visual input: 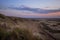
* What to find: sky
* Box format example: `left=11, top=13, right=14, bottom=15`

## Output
left=0, top=0, right=60, bottom=18
left=0, top=0, right=60, bottom=9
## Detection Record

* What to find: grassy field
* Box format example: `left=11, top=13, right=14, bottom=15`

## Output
left=0, top=14, right=60, bottom=40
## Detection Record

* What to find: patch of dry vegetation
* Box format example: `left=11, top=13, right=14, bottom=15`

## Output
left=0, top=14, right=41, bottom=40
left=0, top=27, right=37, bottom=40
left=0, top=13, right=60, bottom=40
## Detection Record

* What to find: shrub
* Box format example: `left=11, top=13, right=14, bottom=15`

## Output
left=0, top=14, right=5, bottom=19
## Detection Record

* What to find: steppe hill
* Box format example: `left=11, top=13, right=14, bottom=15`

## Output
left=0, top=13, right=60, bottom=40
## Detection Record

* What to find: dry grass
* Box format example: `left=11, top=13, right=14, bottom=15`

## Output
left=0, top=13, right=60, bottom=40
left=0, top=27, right=41, bottom=40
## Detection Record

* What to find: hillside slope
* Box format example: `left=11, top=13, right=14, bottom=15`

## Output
left=0, top=14, right=60, bottom=40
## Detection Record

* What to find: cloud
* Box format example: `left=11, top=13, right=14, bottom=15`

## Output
left=9, top=6, right=60, bottom=14
left=44, top=6, right=60, bottom=10
left=0, top=9, right=60, bottom=18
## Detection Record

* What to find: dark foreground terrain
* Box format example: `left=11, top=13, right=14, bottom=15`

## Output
left=0, top=14, right=60, bottom=40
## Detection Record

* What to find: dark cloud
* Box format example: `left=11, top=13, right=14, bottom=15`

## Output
left=9, top=6, right=60, bottom=14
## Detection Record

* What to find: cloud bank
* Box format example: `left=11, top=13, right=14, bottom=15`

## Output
left=0, top=9, right=60, bottom=18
